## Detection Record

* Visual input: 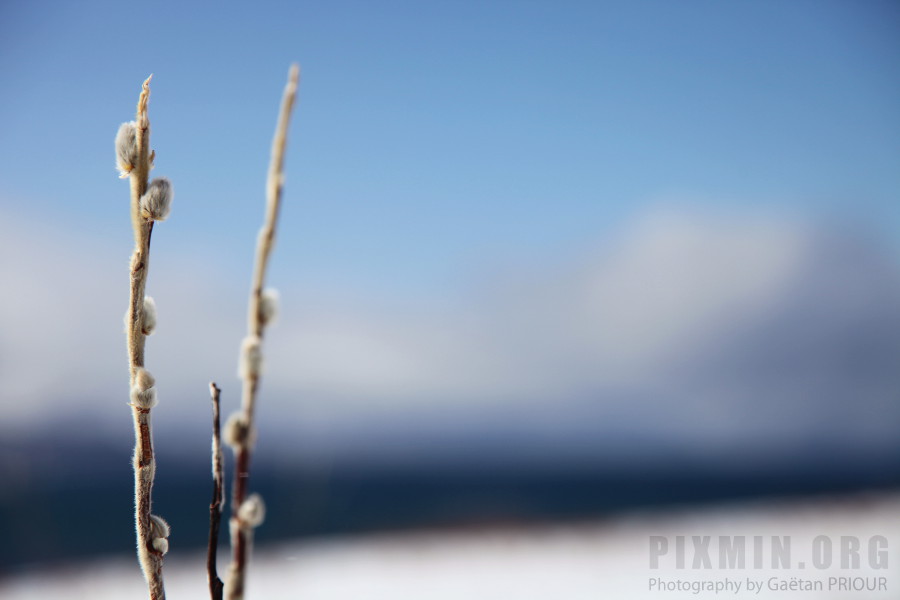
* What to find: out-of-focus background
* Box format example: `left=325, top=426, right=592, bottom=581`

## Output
left=1, top=1, right=899, bottom=598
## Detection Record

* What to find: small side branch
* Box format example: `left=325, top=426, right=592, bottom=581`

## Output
left=207, top=382, right=225, bottom=600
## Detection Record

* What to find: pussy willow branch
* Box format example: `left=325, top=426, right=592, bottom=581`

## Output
left=127, top=76, right=154, bottom=375
left=208, top=382, right=225, bottom=600
left=126, top=75, right=166, bottom=600
left=226, top=63, right=300, bottom=600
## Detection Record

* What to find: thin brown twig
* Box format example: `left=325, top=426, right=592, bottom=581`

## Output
left=225, top=63, right=300, bottom=600
left=208, top=382, right=225, bottom=600
left=127, top=75, right=154, bottom=375
left=126, top=75, right=166, bottom=600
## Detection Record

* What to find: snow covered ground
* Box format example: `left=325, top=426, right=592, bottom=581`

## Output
left=2, top=491, right=897, bottom=599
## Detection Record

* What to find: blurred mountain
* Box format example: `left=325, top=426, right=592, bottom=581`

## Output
left=2, top=413, right=899, bottom=572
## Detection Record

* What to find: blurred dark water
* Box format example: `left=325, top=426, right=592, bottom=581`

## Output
left=2, top=431, right=898, bottom=573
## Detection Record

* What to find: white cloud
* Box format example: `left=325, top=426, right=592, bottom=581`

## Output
left=270, top=211, right=828, bottom=406
left=2, top=206, right=898, bottom=449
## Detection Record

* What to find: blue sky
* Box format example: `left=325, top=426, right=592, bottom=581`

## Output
left=2, top=0, right=898, bottom=291
left=1, top=1, right=899, bottom=461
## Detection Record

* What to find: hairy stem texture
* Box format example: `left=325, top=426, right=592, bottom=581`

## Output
left=125, top=75, right=166, bottom=600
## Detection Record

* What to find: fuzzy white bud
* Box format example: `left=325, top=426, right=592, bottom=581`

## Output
left=238, top=493, right=266, bottom=528
left=115, top=121, right=138, bottom=178
left=149, top=514, right=170, bottom=539
left=130, top=367, right=157, bottom=409
left=141, top=296, right=157, bottom=335
left=150, top=514, right=170, bottom=555
left=140, top=178, right=173, bottom=221
left=152, top=537, right=169, bottom=554
left=239, top=335, right=263, bottom=380
left=259, top=288, right=280, bottom=327
left=150, top=515, right=172, bottom=537
left=223, top=412, right=249, bottom=449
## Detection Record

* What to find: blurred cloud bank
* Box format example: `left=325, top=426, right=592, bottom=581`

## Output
left=2, top=203, right=898, bottom=459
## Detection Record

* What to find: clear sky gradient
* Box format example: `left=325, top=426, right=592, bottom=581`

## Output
left=1, top=1, right=899, bottom=462
left=2, top=0, right=898, bottom=290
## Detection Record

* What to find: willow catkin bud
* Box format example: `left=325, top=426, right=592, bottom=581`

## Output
left=238, top=493, right=266, bottom=528
left=150, top=514, right=170, bottom=555
left=115, top=121, right=138, bottom=178
left=149, top=514, right=170, bottom=539
left=141, top=296, right=157, bottom=335
left=223, top=412, right=249, bottom=449
left=239, top=335, right=263, bottom=379
left=259, top=288, right=280, bottom=327
left=130, top=367, right=157, bottom=409
left=140, top=178, right=173, bottom=221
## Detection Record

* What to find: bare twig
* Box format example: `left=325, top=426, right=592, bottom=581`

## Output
left=225, top=63, right=300, bottom=600
left=122, top=75, right=168, bottom=600
left=208, top=382, right=225, bottom=600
